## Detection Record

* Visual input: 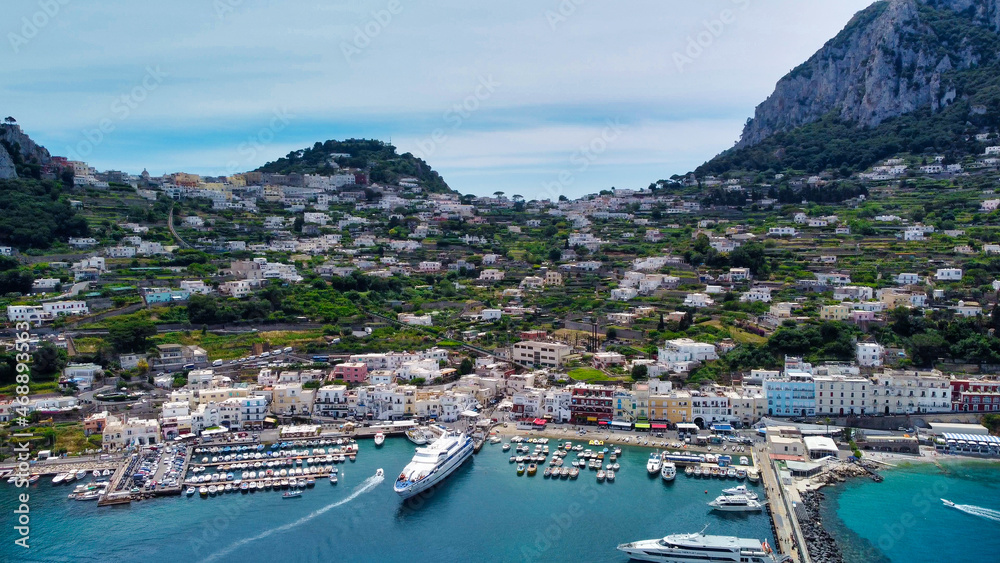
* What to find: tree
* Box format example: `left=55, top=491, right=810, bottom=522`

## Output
left=107, top=318, right=157, bottom=353
left=459, top=357, right=473, bottom=375
left=606, top=327, right=618, bottom=340
left=493, top=191, right=504, bottom=199
left=657, top=313, right=665, bottom=331
left=548, top=248, right=562, bottom=262
left=292, top=215, right=304, bottom=233
left=631, top=364, right=648, bottom=381
left=32, top=342, right=66, bottom=376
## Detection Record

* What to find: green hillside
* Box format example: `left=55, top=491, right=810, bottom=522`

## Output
left=256, top=138, right=454, bottom=194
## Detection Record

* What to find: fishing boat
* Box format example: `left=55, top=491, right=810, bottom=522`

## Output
left=647, top=452, right=663, bottom=475
left=597, top=470, right=606, bottom=482
left=240, top=483, right=249, bottom=492
left=569, top=467, right=579, bottom=479
left=329, top=474, right=338, bottom=484
left=374, top=432, right=386, bottom=447
left=186, top=487, right=196, bottom=496
left=606, top=470, right=615, bottom=482
left=560, top=467, right=570, bottom=479
left=199, top=486, right=209, bottom=497
left=517, top=464, right=526, bottom=476
left=685, top=466, right=694, bottom=477
left=661, top=462, right=677, bottom=482
left=502, top=443, right=510, bottom=451
left=527, top=463, right=537, bottom=476
left=747, top=469, right=760, bottom=484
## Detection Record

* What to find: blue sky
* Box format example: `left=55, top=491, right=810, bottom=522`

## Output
left=3, top=0, right=875, bottom=199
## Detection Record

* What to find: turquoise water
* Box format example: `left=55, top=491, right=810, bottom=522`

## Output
left=1, top=439, right=773, bottom=563
left=822, top=460, right=1000, bottom=563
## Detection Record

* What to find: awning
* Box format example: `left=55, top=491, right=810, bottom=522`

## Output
left=586, top=417, right=597, bottom=422
left=651, top=424, right=667, bottom=429
left=634, top=423, right=651, bottom=429
left=533, top=418, right=547, bottom=426
left=610, top=421, right=631, bottom=428
left=598, top=421, right=608, bottom=426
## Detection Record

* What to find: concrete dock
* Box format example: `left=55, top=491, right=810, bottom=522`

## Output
left=755, top=443, right=807, bottom=563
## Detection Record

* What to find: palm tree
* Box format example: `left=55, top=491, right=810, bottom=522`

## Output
left=3, top=116, right=15, bottom=125
left=493, top=191, right=505, bottom=199
left=512, top=194, right=523, bottom=203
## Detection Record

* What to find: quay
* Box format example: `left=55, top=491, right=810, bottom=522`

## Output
left=755, top=443, right=807, bottom=563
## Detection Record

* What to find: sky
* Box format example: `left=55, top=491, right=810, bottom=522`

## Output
left=2, top=0, right=875, bottom=199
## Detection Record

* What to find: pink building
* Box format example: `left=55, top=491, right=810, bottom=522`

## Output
left=332, top=362, right=368, bottom=383
left=852, top=310, right=876, bottom=324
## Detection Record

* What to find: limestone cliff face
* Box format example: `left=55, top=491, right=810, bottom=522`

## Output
left=0, top=145, right=16, bottom=180
left=0, top=122, right=51, bottom=175
left=737, top=0, right=1000, bottom=148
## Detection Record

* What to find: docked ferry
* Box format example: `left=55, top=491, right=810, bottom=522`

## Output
left=617, top=530, right=788, bottom=562
left=394, top=432, right=474, bottom=499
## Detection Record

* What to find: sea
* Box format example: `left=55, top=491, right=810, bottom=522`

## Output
left=820, top=459, right=1000, bottom=563
left=1, top=439, right=773, bottom=563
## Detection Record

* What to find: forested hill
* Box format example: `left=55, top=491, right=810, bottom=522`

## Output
left=256, top=139, right=454, bottom=194
left=0, top=178, right=90, bottom=250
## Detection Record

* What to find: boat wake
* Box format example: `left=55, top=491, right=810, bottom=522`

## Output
left=950, top=502, right=1000, bottom=523
left=201, top=472, right=385, bottom=563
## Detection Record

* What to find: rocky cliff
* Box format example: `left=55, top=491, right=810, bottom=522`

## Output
left=737, top=0, right=1000, bottom=148
left=0, top=145, right=15, bottom=180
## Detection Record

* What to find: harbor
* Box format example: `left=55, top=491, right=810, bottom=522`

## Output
left=0, top=432, right=775, bottom=562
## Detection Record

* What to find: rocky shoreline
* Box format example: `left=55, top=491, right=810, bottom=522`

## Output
left=799, top=489, right=845, bottom=563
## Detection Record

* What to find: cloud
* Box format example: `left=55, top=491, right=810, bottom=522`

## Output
left=2, top=0, right=877, bottom=197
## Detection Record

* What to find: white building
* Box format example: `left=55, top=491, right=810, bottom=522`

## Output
left=856, top=343, right=885, bottom=367
left=935, top=268, right=963, bottom=281
left=658, top=338, right=718, bottom=363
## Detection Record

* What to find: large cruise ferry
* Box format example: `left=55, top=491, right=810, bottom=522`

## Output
left=617, top=530, right=788, bottom=563
left=394, top=432, right=474, bottom=499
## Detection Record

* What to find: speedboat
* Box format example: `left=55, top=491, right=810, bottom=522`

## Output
left=647, top=452, right=662, bottom=476
left=52, top=473, right=67, bottom=485
left=282, top=489, right=302, bottom=498
left=376, top=468, right=384, bottom=478
left=661, top=462, right=677, bottom=482
left=708, top=494, right=764, bottom=512
left=186, top=487, right=196, bottom=496
left=722, top=485, right=759, bottom=500
left=942, top=499, right=955, bottom=508
left=374, top=432, right=385, bottom=447
left=617, top=530, right=788, bottom=563
left=394, top=432, right=474, bottom=499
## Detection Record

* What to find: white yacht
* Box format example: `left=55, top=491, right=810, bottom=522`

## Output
left=660, top=462, right=676, bottom=482
left=394, top=432, right=474, bottom=499
left=617, top=530, right=787, bottom=562
left=646, top=452, right=662, bottom=476
left=374, top=432, right=385, bottom=447
left=708, top=494, right=764, bottom=512
left=722, top=485, right=758, bottom=500
left=405, top=428, right=431, bottom=445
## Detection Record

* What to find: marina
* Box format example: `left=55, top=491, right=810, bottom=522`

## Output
left=0, top=433, right=773, bottom=562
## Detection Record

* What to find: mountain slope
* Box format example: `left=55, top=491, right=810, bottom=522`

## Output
left=256, top=138, right=454, bottom=194
left=737, top=0, right=1000, bottom=149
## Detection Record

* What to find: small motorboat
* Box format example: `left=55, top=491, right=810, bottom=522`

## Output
left=502, top=443, right=511, bottom=451
left=329, top=474, right=338, bottom=484
left=722, top=485, right=759, bottom=500
left=374, top=432, right=385, bottom=447
left=282, top=489, right=302, bottom=498
left=199, top=486, right=209, bottom=497
left=606, top=470, right=615, bottom=482
left=942, top=499, right=956, bottom=508
left=517, top=464, right=525, bottom=476
left=527, top=463, right=537, bottom=476
left=375, top=468, right=384, bottom=478
left=186, top=487, right=196, bottom=496
left=596, top=470, right=606, bottom=482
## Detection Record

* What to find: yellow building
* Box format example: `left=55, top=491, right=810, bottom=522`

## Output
left=263, top=185, right=284, bottom=202
left=649, top=391, right=691, bottom=424
left=820, top=304, right=851, bottom=321
left=881, top=291, right=912, bottom=309
left=172, top=172, right=200, bottom=187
